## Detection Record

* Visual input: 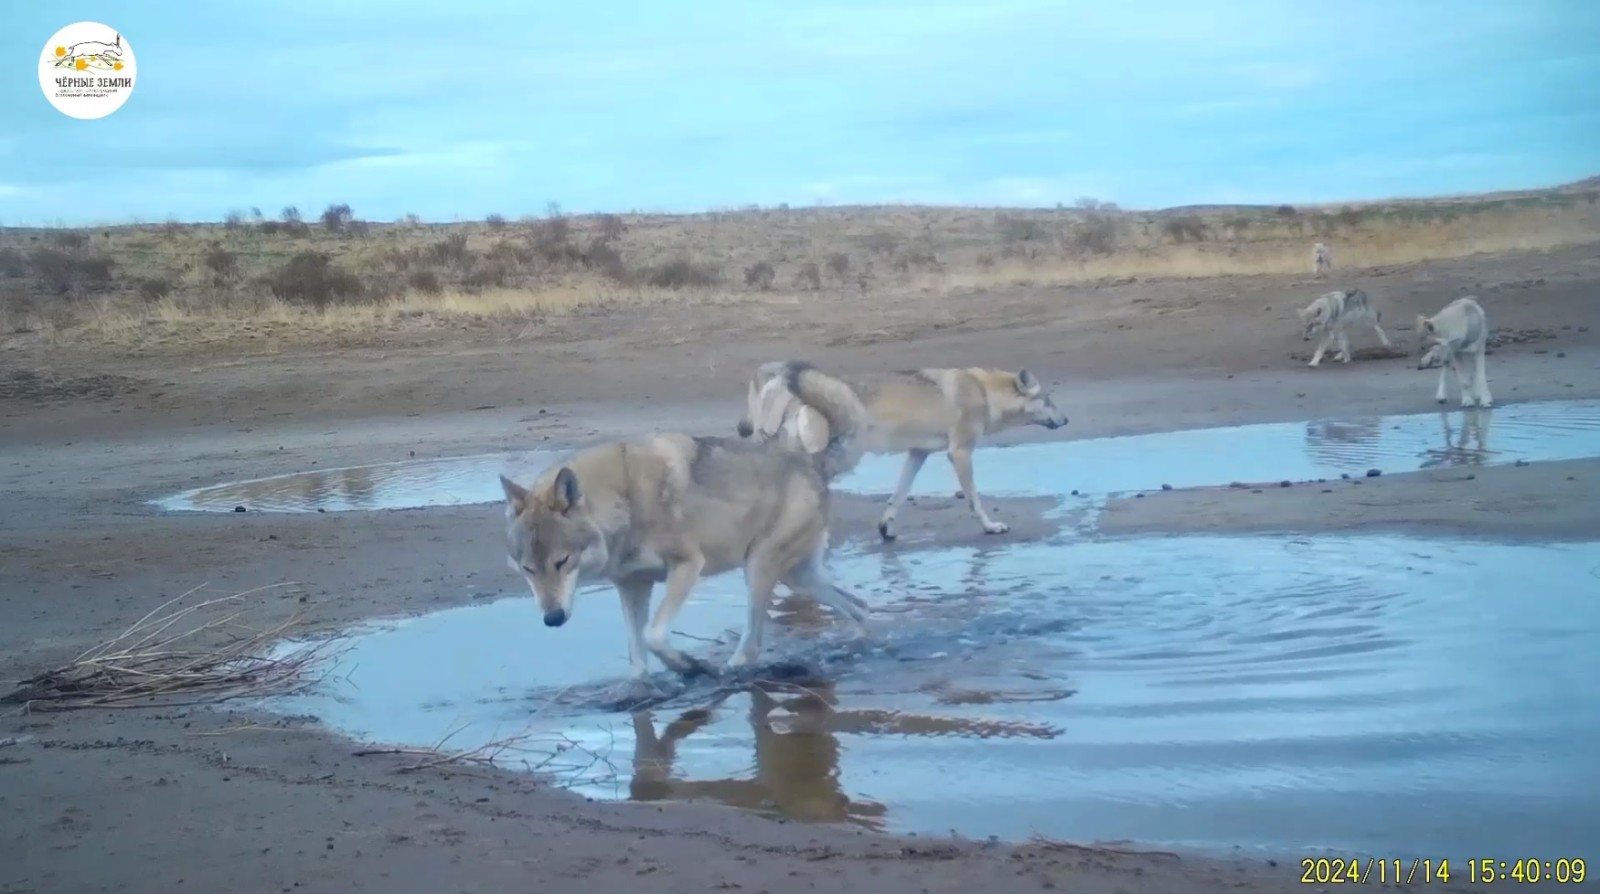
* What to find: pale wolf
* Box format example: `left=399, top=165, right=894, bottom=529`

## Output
left=737, top=366, right=830, bottom=455
left=1312, top=241, right=1333, bottom=276
left=741, top=360, right=1068, bottom=541
left=1416, top=296, right=1492, bottom=407
left=1297, top=288, right=1392, bottom=367
left=499, top=367, right=871, bottom=682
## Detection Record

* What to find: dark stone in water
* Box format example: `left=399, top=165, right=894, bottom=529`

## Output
left=1366, top=468, right=1382, bottom=478
left=1160, top=483, right=1173, bottom=491
left=1279, top=480, right=1292, bottom=487
left=233, top=505, right=246, bottom=513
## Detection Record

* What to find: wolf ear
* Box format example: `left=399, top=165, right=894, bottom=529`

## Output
left=1416, top=314, right=1433, bottom=334
left=550, top=466, right=581, bottom=513
left=499, top=474, right=528, bottom=516
left=1016, top=368, right=1042, bottom=397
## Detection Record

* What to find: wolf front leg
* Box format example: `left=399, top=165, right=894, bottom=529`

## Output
left=1308, top=331, right=1336, bottom=367
left=1435, top=359, right=1451, bottom=404
left=1469, top=349, right=1492, bottom=407
left=1451, top=358, right=1475, bottom=408
left=948, top=446, right=1008, bottom=535
left=644, top=553, right=715, bottom=678
left=877, top=449, right=930, bottom=541
left=615, top=575, right=655, bottom=681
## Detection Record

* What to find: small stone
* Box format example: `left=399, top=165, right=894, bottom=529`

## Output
left=1251, top=489, right=1263, bottom=494
left=1160, top=483, right=1173, bottom=491
left=1557, top=352, right=1566, bottom=358
left=1070, top=489, right=1080, bottom=497
left=1321, top=488, right=1333, bottom=494
left=233, top=505, right=246, bottom=513
left=1229, top=481, right=1246, bottom=489
left=1279, top=480, right=1291, bottom=488
left=1515, top=459, right=1530, bottom=467
left=1135, top=493, right=1144, bottom=499
left=1340, top=473, right=1351, bottom=480
left=1365, top=468, right=1381, bottom=478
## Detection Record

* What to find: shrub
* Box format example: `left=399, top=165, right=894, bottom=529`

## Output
left=643, top=257, right=721, bottom=289
left=743, top=260, right=776, bottom=290
left=406, top=269, right=443, bottom=295
left=266, top=251, right=364, bottom=307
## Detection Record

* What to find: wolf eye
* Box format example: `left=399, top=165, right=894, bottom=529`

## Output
left=553, top=554, right=570, bottom=571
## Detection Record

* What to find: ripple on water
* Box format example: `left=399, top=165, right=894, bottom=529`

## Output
left=259, top=532, right=1600, bottom=861
left=156, top=399, right=1600, bottom=512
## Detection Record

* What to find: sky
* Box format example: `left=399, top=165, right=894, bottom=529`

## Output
left=2, top=0, right=1599, bottom=226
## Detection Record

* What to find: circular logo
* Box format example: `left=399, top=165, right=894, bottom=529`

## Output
left=38, top=22, right=137, bottom=120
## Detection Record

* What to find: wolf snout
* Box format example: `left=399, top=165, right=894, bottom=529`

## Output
left=1046, top=418, right=1066, bottom=430
left=543, top=609, right=568, bottom=628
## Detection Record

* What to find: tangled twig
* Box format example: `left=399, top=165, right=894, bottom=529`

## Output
left=353, top=719, right=618, bottom=786
left=2, top=582, right=344, bottom=712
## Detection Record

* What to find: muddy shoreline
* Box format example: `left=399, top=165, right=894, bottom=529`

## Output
left=4, top=246, right=1600, bottom=893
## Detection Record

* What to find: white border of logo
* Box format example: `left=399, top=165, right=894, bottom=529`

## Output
left=38, top=21, right=138, bottom=120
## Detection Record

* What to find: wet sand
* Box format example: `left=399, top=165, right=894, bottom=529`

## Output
left=3, top=245, right=1600, bottom=893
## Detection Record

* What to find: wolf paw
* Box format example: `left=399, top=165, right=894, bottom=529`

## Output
left=877, top=519, right=897, bottom=541
left=982, top=520, right=1010, bottom=535
left=673, top=653, right=720, bottom=681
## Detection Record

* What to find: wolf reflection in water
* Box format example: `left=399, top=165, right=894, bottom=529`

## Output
left=627, top=678, right=1058, bottom=830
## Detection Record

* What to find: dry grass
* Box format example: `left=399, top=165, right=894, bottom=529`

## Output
left=3, top=182, right=1597, bottom=351
left=1, top=583, right=342, bottom=712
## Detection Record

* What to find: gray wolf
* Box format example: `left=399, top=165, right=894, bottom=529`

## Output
left=498, top=373, right=871, bottom=682
left=1297, top=288, right=1392, bottom=367
left=1312, top=241, right=1333, bottom=276
left=741, top=360, right=1068, bottom=541
left=1416, top=296, right=1492, bottom=407
left=736, top=366, right=830, bottom=455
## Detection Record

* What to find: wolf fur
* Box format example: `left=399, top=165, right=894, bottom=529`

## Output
left=1296, top=288, right=1392, bottom=367
left=744, top=360, right=1067, bottom=540
left=498, top=383, right=871, bottom=682
left=1416, top=296, right=1492, bottom=407
left=1312, top=241, right=1333, bottom=276
left=736, top=366, right=831, bottom=455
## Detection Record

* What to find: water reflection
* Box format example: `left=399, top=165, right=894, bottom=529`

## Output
left=627, top=679, right=1060, bottom=830
left=1419, top=408, right=1493, bottom=469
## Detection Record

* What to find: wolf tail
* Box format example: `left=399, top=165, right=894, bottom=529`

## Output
left=762, top=360, right=868, bottom=482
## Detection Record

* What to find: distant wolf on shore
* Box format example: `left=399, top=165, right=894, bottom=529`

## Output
left=1312, top=241, right=1333, bottom=276
left=499, top=364, right=871, bottom=683
left=1297, top=288, right=1392, bottom=367
left=739, top=360, right=1068, bottom=541
left=737, top=366, right=831, bottom=455
left=1416, top=296, right=1492, bottom=408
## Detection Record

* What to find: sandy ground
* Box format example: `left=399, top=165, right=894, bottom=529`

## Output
left=3, top=245, right=1599, bottom=893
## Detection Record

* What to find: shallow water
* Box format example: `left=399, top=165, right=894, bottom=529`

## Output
left=155, top=399, right=1600, bottom=513
left=260, top=532, right=1600, bottom=861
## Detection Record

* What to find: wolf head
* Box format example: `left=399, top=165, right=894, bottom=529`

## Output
left=1415, top=314, right=1448, bottom=369
left=1297, top=299, right=1330, bottom=340
left=1002, top=369, right=1068, bottom=431
left=500, top=467, right=607, bottom=628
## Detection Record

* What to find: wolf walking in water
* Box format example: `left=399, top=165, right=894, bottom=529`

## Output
left=499, top=361, right=871, bottom=683
left=1416, top=296, right=1492, bottom=408
left=740, top=361, right=1068, bottom=541
left=1297, top=288, right=1392, bottom=367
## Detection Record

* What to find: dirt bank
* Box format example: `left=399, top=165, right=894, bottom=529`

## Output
left=3, top=245, right=1599, bottom=893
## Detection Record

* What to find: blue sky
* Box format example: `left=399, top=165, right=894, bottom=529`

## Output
left=2, top=0, right=1598, bottom=226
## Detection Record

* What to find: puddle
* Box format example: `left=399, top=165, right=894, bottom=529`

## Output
left=154, top=399, right=1600, bottom=513
left=260, top=532, right=1600, bottom=861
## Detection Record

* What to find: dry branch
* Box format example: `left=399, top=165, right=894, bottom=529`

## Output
left=2, top=582, right=343, bottom=712
left=353, top=720, right=618, bottom=786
